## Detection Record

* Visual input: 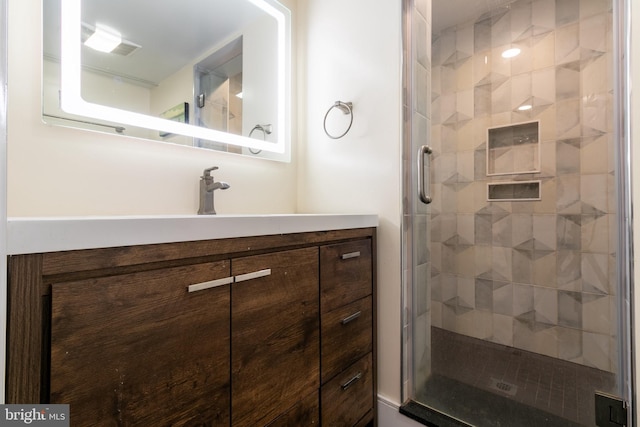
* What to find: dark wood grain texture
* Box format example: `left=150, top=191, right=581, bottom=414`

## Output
left=50, top=261, right=231, bottom=426
left=6, top=227, right=377, bottom=427
left=231, top=247, right=320, bottom=427
left=321, top=295, right=373, bottom=384
left=320, top=240, right=372, bottom=313
left=321, top=353, right=374, bottom=427
left=319, top=237, right=376, bottom=426
left=265, top=391, right=319, bottom=427
left=6, top=254, right=46, bottom=404
left=42, top=228, right=374, bottom=277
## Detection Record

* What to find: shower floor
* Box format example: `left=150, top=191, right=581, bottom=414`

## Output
left=414, top=327, right=617, bottom=426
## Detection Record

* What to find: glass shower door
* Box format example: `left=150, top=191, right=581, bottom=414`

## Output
left=401, top=0, right=633, bottom=426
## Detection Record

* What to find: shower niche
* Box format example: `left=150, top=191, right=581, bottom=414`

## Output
left=486, top=121, right=540, bottom=176
left=486, top=121, right=541, bottom=202
left=487, top=180, right=541, bottom=202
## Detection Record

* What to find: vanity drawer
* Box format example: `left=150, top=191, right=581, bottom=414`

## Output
left=321, top=295, right=372, bottom=383
left=320, top=239, right=372, bottom=313
left=321, top=353, right=373, bottom=427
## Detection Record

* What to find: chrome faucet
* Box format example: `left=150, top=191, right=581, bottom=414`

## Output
left=198, top=166, right=230, bottom=215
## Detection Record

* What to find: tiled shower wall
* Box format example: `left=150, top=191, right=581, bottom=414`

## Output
left=429, top=0, right=616, bottom=372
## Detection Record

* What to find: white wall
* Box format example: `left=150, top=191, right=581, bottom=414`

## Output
left=7, top=0, right=298, bottom=217
left=297, top=0, right=404, bottom=405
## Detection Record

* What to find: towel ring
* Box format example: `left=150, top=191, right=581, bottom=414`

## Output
left=248, top=124, right=272, bottom=154
left=323, top=101, right=353, bottom=139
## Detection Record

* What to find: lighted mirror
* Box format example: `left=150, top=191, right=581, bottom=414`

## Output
left=43, top=0, right=291, bottom=161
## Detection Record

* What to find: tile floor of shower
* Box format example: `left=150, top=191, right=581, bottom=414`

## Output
left=415, top=327, right=616, bottom=427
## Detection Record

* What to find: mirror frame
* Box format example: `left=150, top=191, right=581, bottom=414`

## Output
left=59, top=0, right=290, bottom=157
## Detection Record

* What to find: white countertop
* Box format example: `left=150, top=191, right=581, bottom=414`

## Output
left=7, top=214, right=379, bottom=255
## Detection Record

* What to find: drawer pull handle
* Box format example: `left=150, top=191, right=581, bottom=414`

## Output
left=235, top=268, right=272, bottom=283
left=187, top=277, right=233, bottom=293
left=341, top=251, right=361, bottom=260
left=341, top=311, right=362, bottom=325
left=341, top=372, right=363, bottom=390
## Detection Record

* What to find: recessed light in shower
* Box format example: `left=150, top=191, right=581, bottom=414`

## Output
left=501, top=47, right=521, bottom=59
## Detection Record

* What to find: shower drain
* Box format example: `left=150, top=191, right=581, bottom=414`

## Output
left=488, top=378, right=518, bottom=396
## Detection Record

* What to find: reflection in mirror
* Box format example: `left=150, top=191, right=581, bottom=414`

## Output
left=42, top=0, right=291, bottom=161
left=194, top=36, right=244, bottom=153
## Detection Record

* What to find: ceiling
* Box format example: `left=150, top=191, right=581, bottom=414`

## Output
left=432, top=0, right=517, bottom=34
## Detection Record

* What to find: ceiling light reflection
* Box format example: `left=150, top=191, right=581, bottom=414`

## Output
left=84, top=24, right=121, bottom=53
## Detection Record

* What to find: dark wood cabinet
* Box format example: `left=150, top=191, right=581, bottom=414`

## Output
left=6, top=228, right=376, bottom=427
left=231, top=248, right=319, bottom=426
left=50, top=262, right=231, bottom=426
left=265, top=391, right=319, bottom=427
left=320, top=240, right=375, bottom=426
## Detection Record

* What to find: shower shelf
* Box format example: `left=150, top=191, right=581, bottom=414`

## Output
left=486, top=121, right=540, bottom=176
left=487, top=180, right=541, bottom=202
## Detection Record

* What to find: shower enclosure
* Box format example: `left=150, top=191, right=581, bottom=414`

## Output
left=401, top=0, right=633, bottom=426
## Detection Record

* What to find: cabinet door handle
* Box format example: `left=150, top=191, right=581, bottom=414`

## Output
left=341, top=372, right=363, bottom=390
left=341, top=311, right=362, bottom=325
left=187, top=276, right=233, bottom=293
left=341, top=251, right=361, bottom=260
left=235, top=268, right=272, bottom=283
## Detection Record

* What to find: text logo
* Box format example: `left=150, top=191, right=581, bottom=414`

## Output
left=0, top=405, right=69, bottom=426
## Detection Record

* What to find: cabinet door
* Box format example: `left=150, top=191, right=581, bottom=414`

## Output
left=50, top=262, right=231, bottom=427
left=231, top=247, right=320, bottom=427
left=264, top=391, right=319, bottom=427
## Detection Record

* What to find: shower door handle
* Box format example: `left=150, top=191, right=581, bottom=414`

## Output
left=418, top=145, right=432, bottom=204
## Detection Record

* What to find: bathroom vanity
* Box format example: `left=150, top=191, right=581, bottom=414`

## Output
left=5, top=214, right=377, bottom=427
